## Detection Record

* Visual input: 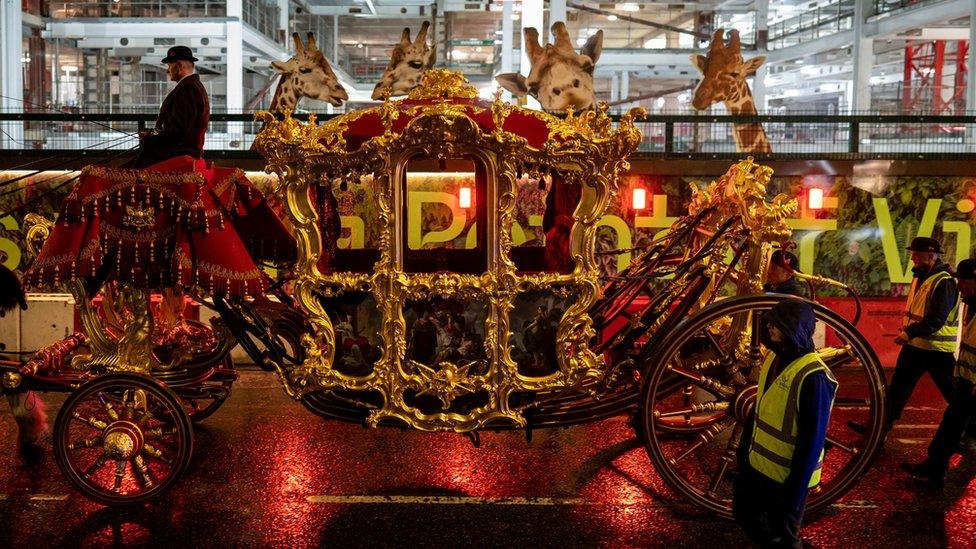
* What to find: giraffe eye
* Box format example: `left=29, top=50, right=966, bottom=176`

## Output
left=408, top=61, right=423, bottom=69
left=552, top=88, right=561, bottom=96
left=299, top=67, right=313, bottom=74
left=729, top=71, right=740, bottom=78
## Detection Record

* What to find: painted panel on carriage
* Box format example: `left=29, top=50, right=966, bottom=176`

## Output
left=3, top=170, right=976, bottom=298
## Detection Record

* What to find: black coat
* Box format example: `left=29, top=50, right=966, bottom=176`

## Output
left=136, top=74, right=210, bottom=167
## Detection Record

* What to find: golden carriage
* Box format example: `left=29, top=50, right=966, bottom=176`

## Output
left=5, top=70, right=887, bottom=517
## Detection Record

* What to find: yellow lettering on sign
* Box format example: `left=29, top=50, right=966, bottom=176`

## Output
left=0, top=216, right=21, bottom=271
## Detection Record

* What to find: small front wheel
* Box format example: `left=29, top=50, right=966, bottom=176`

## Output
left=53, top=373, right=193, bottom=506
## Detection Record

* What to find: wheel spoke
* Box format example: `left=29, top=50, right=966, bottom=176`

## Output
left=667, top=365, right=736, bottom=398
left=132, top=456, right=155, bottom=488
left=69, top=436, right=103, bottom=451
left=97, top=393, right=120, bottom=421
left=143, top=427, right=177, bottom=440
left=84, top=453, right=110, bottom=477
left=142, top=443, right=173, bottom=466
left=655, top=401, right=728, bottom=419
left=670, top=417, right=735, bottom=465
left=825, top=436, right=859, bottom=456
left=112, top=460, right=127, bottom=493
left=72, top=412, right=108, bottom=431
left=705, top=331, right=731, bottom=362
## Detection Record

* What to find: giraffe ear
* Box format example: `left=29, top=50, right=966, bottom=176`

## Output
left=495, top=73, right=529, bottom=96
left=742, top=56, right=766, bottom=77
left=580, top=30, right=603, bottom=65
left=425, top=44, right=437, bottom=68
left=690, top=54, right=707, bottom=73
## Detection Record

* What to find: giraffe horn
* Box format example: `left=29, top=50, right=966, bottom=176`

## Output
left=400, top=27, right=412, bottom=46
left=727, top=29, right=741, bottom=53
left=551, top=21, right=573, bottom=51
left=709, top=29, right=724, bottom=52
left=523, top=27, right=542, bottom=63
left=415, top=21, right=431, bottom=44
left=306, top=32, right=317, bottom=50
left=292, top=32, right=305, bottom=53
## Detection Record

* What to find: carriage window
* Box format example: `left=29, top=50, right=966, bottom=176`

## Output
left=511, top=174, right=579, bottom=274
left=403, top=157, right=486, bottom=274
left=323, top=174, right=381, bottom=273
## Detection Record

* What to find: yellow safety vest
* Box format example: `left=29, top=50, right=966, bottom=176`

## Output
left=904, top=270, right=959, bottom=352
left=956, top=309, right=976, bottom=384
left=749, top=352, right=838, bottom=486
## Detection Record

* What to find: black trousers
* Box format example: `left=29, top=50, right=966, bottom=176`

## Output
left=733, top=464, right=804, bottom=549
left=927, top=378, right=976, bottom=473
left=887, top=344, right=956, bottom=425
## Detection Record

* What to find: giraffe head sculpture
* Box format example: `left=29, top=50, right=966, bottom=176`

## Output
left=690, top=29, right=770, bottom=153
left=371, top=21, right=437, bottom=100
left=690, top=29, right=765, bottom=112
left=270, top=32, right=348, bottom=111
left=495, top=22, right=603, bottom=113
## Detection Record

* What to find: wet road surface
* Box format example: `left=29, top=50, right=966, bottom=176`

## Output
left=1, top=368, right=975, bottom=548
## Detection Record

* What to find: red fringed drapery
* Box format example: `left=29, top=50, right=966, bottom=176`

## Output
left=24, top=156, right=295, bottom=297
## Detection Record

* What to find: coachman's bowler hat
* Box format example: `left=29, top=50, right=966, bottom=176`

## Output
left=956, top=258, right=976, bottom=280
left=906, top=236, right=943, bottom=254
left=162, top=46, right=198, bottom=64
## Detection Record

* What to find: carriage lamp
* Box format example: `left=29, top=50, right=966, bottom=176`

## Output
left=632, top=188, right=648, bottom=210
left=808, top=188, right=824, bottom=210
left=459, top=187, right=473, bottom=208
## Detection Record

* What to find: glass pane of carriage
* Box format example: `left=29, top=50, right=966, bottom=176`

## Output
left=324, top=157, right=575, bottom=274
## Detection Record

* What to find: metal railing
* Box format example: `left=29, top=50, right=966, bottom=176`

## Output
left=49, top=0, right=226, bottom=18
left=767, top=1, right=854, bottom=50
left=0, top=112, right=974, bottom=159
left=872, top=0, right=934, bottom=17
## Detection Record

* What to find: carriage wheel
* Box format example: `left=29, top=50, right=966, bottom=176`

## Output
left=53, top=373, right=193, bottom=506
left=638, top=295, right=887, bottom=519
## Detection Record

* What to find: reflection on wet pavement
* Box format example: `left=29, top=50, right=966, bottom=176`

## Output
left=0, top=368, right=973, bottom=547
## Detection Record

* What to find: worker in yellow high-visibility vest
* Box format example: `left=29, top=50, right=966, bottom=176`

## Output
left=734, top=299, right=837, bottom=548
left=851, top=236, right=958, bottom=436
left=901, top=258, right=976, bottom=488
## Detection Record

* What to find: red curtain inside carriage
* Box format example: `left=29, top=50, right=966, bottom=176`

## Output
left=24, top=156, right=296, bottom=297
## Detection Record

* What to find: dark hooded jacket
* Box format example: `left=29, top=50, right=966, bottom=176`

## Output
left=764, top=276, right=803, bottom=298
left=749, top=299, right=836, bottom=511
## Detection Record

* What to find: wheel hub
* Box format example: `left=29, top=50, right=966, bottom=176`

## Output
left=732, top=384, right=758, bottom=423
left=102, top=421, right=144, bottom=460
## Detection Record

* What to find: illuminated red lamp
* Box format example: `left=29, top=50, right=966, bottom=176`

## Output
left=808, top=188, right=824, bottom=210
left=459, top=187, right=473, bottom=208
left=632, top=188, right=647, bottom=210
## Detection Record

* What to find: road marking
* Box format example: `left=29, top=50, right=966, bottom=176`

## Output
left=894, top=424, right=938, bottom=429
left=894, top=438, right=929, bottom=445
left=830, top=500, right=879, bottom=509
left=307, top=495, right=651, bottom=506
left=28, top=494, right=68, bottom=501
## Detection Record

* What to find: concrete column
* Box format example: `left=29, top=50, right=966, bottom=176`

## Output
left=548, top=0, right=566, bottom=36
left=752, top=65, right=767, bottom=112
left=501, top=0, right=514, bottom=100
left=333, top=15, right=340, bottom=67
left=0, top=0, right=24, bottom=148
left=609, top=73, right=619, bottom=103
left=277, top=0, right=288, bottom=44
left=521, top=0, right=543, bottom=109
left=851, top=0, right=873, bottom=113
left=619, top=70, right=629, bottom=104
left=226, top=0, right=243, bottom=147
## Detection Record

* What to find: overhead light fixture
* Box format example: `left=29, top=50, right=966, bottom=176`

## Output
left=495, top=29, right=503, bottom=35
left=607, top=14, right=618, bottom=21
left=356, top=42, right=364, bottom=48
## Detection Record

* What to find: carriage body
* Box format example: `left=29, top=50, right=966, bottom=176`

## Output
left=255, top=70, right=644, bottom=432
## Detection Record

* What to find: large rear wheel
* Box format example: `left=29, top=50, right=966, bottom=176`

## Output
left=638, top=295, right=887, bottom=518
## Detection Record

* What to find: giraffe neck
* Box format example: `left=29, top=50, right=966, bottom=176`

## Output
left=723, top=83, right=771, bottom=153
left=270, top=76, right=299, bottom=114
